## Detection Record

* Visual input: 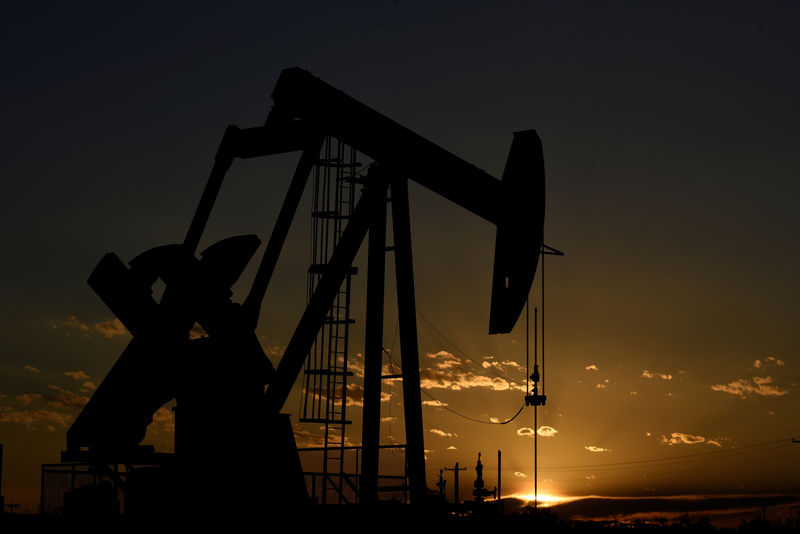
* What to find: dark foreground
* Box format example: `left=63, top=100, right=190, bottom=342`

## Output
left=2, top=496, right=799, bottom=533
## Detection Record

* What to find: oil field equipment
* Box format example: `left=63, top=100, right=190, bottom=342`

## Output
left=45, top=67, right=546, bottom=517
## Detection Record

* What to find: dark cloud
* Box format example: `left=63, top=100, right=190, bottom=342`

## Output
left=64, top=370, right=90, bottom=380
left=93, top=319, right=128, bottom=338
left=15, top=394, right=42, bottom=405
left=0, top=406, right=72, bottom=428
left=46, top=385, right=89, bottom=410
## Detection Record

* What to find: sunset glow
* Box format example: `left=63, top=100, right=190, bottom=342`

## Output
left=511, top=492, right=579, bottom=507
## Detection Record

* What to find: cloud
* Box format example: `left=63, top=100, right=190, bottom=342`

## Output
left=59, top=316, right=90, bottom=331
left=46, top=385, right=89, bottom=410
left=52, top=316, right=91, bottom=336
left=642, top=370, right=672, bottom=380
left=141, top=406, right=175, bottom=435
left=482, top=357, right=521, bottom=371
left=517, top=426, right=557, bottom=437
left=595, top=383, right=607, bottom=390
left=24, top=365, right=40, bottom=373
left=706, top=440, right=722, bottom=447
left=345, top=383, right=392, bottom=406
left=754, top=356, right=785, bottom=369
left=258, top=337, right=286, bottom=358
left=660, top=432, right=710, bottom=446
left=420, top=351, right=525, bottom=392
left=422, top=399, right=448, bottom=407
left=333, top=353, right=372, bottom=379
left=514, top=472, right=528, bottom=478
left=379, top=362, right=403, bottom=382
left=447, top=445, right=457, bottom=450
left=431, top=351, right=462, bottom=370
left=293, top=426, right=326, bottom=448
left=489, top=417, right=500, bottom=423
left=345, top=384, right=365, bottom=406
left=15, top=394, right=42, bottom=404
left=93, top=319, right=128, bottom=338
left=303, top=384, right=391, bottom=408
left=344, top=354, right=365, bottom=378
left=585, top=364, right=598, bottom=371
left=429, top=428, right=457, bottom=438
left=380, top=416, right=396, bottom=423
left=711, top=376, right=787, bottom=398
left=64, top=370, right=90, bottom=381
left=62, top=374, right=97, bottom=394
left=0, top=406, right=73, bottom=429
left=585, top=446, right=610, bottom=452
left=536, top=426, right=557, bottom=437
left=630, top=391, right=638, bottom=396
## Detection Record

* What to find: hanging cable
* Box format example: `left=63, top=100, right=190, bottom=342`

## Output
left=421, top=389, right=526, bottom=425
left=542, top=437, right=793, bottom=471
left=382, top=344, right=525, bottom=425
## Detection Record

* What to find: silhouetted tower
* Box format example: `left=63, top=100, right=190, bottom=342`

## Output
left=436, top=469, right=446, bottom=498
left=472, top=452, right=496, bottom=503
left=444, top=461, right=467, bottom=505
left=300, top=136, right=362, bottom=504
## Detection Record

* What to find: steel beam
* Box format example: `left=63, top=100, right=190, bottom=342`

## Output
left=243, top=136, right=325, bottom=326
left=391, top=178, right=427, bottom=504
left=359, top=181, right=387, bottom=504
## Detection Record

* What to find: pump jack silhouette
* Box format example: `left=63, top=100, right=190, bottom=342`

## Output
left=60, top=67, right=545, bottom=516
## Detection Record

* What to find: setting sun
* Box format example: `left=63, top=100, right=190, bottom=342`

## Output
left=511, top=492, right=579, bottom=507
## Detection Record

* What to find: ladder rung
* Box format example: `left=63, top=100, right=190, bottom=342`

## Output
left=381, top=374, right=403, bottom=380
left=298, top=418, right=352, bottom=425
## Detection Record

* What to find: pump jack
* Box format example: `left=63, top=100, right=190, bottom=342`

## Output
left=60, top=67, right=545, bottom=515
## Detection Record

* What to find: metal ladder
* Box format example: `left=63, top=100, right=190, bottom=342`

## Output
left=300, top=136, right=360, bottom=504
